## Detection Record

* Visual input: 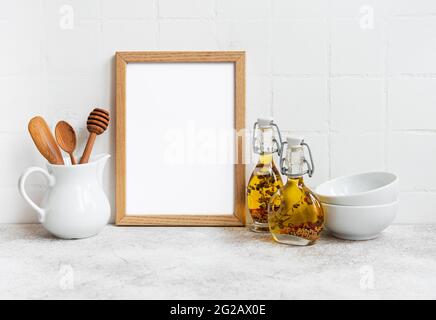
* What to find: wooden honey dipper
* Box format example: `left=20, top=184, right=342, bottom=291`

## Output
left=79, top=108, right=110, bottom=164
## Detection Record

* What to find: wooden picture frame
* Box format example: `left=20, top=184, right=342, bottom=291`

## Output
left=115, top=51, right=246, bottom=226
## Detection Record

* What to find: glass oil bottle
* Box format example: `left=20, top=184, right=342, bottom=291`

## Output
left=268, top=136, right=324, bottom=245
left=247, top=118, right=284, bottom=232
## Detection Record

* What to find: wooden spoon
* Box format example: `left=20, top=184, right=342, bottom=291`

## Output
left=28, top=116, right=64, bottom=165
left=79, top=108, right=110, bottom=164
left=55, top=121, right=77, bottom=165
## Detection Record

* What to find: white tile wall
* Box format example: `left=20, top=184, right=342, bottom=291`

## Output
left=217, top=20, right=270, bottom=75
left=330, top=78, right=384, bottom=132
left=245, top=76, right=271, bottom=126
left=388, top=79, right=436, bottom=130
left=273, top=0, right=327, bottom=19
left=45, top=21, right=103, bottom=76
left=1, top=0, right=435, bottom=224
left=388, top=133, right=436, bottom=191
left=101, top=0, right=155, bottom=19
left=159, top=0, right=215, bottom=18
left=388, top=18, right=436, bottom=74
left=390, top=0, right=436, bottom=17
left=0, top=19, right=42, bottom=76
left=216, top=0, right=270, bottom=19
left=273, top=77, right=328, bottom=131
left=331, top=133, right=385, bottom=177
left=44, top=0, right=100, bottom=20
left=0, top=76, right=45, bottom=132
left=330, top=19, right=384, bottom=75
left=272, top=20, right=327, bottom=75
left=0, top=0, right=43, bottom=20
left=159, top=20, right=218, bottom=49
left=397, top=192, right=436, bottom=224
left=328, top=0, right=392, bottom=19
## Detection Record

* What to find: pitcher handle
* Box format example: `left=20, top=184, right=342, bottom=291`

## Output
left=18, top=167, right=55, bottom=223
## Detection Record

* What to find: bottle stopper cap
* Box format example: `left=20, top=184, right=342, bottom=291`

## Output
left=286, top=136, right=303, bottom=147
left=257, top=117, right=274, bottom=128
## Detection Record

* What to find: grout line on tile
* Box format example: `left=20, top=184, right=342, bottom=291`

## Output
left=383, top=18, right=389, bottom=172
left=391, top=129, right=436, bottom=135
left=156, top=0, right=161, bottom=48
left=327, top=15, right=332, bottom=180
left=388, top=73, right=436, bottom=78
left=330, top=73, right=383, bottom=78
left=40, top=0, right=49, bottom=125
left=272, top=73, right=326, bottom=78
left=100, top=18, right=158, bottom=23
left=390, top=13, right=436, bottom=19
left=268, top=0, right=274, bottom=117
left=400, top=188, right=436, bottom=193
left=157, top=18, right=216, bottom=22
left=214, top=0, right=218, bottom=19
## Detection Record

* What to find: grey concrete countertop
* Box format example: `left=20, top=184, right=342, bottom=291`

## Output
left=0, top=224, right=435, bottom=299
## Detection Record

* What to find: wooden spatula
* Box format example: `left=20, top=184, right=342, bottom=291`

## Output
left=79, top=108, right=110, bottom=164
left=28, top=116, right=65, bottom=165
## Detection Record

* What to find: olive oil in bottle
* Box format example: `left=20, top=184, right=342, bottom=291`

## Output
left=247, top=118, right=283, bottom=232
left=268, top=136, right=324, bottom=245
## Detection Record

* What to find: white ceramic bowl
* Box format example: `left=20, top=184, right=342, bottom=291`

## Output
left=323, top=201, right=398, bottom=240
left=315, top=172, right=398, bottom=206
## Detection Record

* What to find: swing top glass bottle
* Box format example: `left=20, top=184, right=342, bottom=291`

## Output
left=247, top=118, right=283, bottom=232
left=268, top=136, right=324, bottom=245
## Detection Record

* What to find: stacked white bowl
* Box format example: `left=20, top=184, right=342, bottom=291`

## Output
left=315, top=172, right=399, bottom=240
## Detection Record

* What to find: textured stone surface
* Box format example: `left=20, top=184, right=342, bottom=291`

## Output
left=1, top=224, right=435, bottom=300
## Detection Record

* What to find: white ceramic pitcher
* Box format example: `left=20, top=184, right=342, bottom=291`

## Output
left=19, top=154, right=111, bottom=239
